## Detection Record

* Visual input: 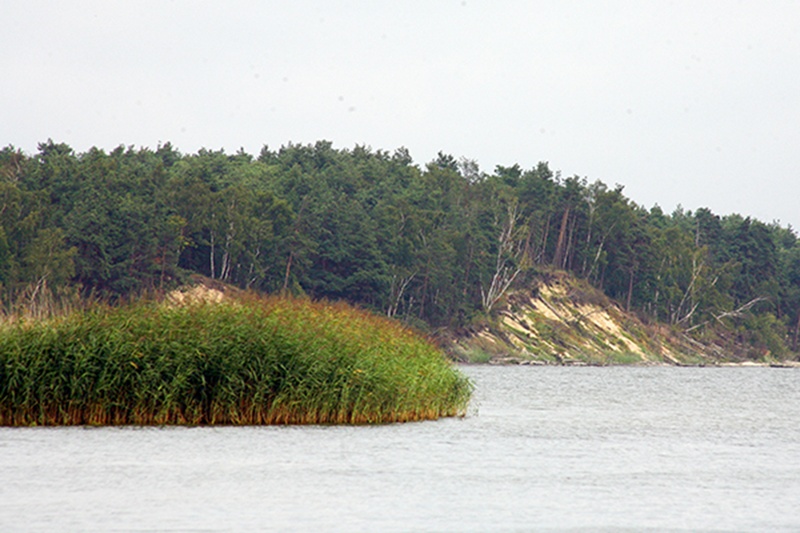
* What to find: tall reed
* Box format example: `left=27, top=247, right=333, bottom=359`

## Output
left=0, top=294, right=471, bottom=425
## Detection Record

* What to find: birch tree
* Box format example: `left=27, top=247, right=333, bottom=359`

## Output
left=481, top=202, right=526, bottom=313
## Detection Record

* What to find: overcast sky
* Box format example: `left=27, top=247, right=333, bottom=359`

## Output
left=3, top=1, right=800, bottom=230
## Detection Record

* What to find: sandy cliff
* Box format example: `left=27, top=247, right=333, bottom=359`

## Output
left=444, top=272, right=796, bottom=366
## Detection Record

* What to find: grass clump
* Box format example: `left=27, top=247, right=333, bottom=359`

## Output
left=0, top=295, right=472, bottom=426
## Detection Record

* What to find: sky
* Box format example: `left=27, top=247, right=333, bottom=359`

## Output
left=3, top=1, right=800, bottom=230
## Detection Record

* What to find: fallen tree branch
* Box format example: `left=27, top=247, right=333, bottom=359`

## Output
left=684, top=297, right=769, bottom=333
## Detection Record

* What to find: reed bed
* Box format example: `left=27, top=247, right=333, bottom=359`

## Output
left=0, top=295, right=472, bottom=426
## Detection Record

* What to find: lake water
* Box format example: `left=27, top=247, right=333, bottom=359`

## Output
left=1, top=365, right=799, bottom=532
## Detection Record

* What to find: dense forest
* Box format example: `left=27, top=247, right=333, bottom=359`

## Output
left=2, top=140, right=799, bottom=357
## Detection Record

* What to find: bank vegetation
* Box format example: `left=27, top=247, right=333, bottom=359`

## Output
left=1, top=140, right=799, bottom=361
left=0, top=292, right=471, bottom=426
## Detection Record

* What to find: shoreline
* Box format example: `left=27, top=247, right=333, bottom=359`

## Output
left=461, top=358, right=800, bottom=368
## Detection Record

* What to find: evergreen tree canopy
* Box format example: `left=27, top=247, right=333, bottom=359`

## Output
left=2, top=140, right=798, bottom=357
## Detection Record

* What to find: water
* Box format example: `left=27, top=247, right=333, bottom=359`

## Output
left=1, top=366, right=799, bottom=532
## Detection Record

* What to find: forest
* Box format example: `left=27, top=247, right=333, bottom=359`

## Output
left=2, top=140, right=799, bottom=358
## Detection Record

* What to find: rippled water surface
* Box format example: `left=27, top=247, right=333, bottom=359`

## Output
left=2, top=366, right=799, bottom=532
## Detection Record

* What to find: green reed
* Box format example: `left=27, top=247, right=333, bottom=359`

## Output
left=0, top=295, right=471, bottom=425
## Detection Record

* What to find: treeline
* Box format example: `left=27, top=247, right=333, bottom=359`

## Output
left=2, top=140, right=799, bottom=356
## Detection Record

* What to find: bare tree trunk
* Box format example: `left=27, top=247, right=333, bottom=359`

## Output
left=674, top=252, right=709, bottom=326
left=220, top=219, right=235, bottom=282
left=209, top=229, right=216, bottom=279
left=246, top=246, right=261, bottom=290
left=553, top=207, right=570, bottom=269
left=626, top=268, right=634, bottom=312
left=387, top=272, right=415, bottom=318
left=565, top=213, right=577, bottom=271
left=587, top=239, right=605, bottom=283
left=582, top=199, right=596, bottom=276
left=539, top=214, right=551, bottom=264
left=282, top=251, right=294, bottom=294
left=481, top=204, right=523, bottom=313
left=685, top=297, right=768, bottom=333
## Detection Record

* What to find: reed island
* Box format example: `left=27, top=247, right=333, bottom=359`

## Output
left=0, top=294, right=472, bottom=426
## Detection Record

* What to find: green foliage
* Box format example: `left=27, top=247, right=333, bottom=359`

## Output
left=0, top=296, right=471, bottom=425
left=2, top=139, right=799, bottom=358
left=738, top=312, right=787, bottom=359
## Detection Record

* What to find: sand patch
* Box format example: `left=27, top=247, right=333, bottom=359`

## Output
left=167, top=285, right=225, bottom=306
